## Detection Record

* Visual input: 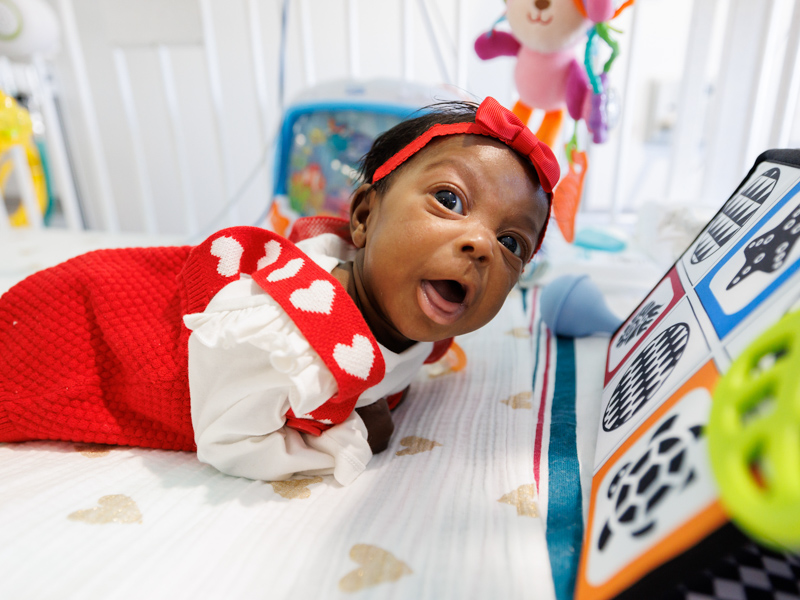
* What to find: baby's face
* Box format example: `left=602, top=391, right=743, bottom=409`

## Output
left=351, top=135, right=548, bottom=349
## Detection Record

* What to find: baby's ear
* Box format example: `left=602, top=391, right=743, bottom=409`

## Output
left=349, top=183, right=374, bottom=249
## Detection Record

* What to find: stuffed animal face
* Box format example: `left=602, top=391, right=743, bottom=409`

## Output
left=506, top=0, right=590, bottom=53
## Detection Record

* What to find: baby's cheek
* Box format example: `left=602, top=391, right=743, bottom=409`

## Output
left=501, top=269, right=521, bottom=296
left=488, top=273, right=519, bottom=312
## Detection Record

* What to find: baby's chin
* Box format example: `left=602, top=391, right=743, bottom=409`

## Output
left=398, top=320, right=489, bottom=344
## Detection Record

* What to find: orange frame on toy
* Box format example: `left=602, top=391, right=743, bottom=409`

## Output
left=575, top=361, right=728, bottom=600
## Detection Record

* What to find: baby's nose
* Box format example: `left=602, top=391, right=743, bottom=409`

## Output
left=460, top=226, right=494, bottom=263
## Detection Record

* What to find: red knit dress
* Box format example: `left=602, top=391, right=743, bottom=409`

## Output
left=0, top=221, right=389, bottom=450
left=0, top=218, right=452, bottom=453
left=0, top=243, right=196, bottom=450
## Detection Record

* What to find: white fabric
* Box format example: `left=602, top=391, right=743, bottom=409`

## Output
left=0, top=285, right=561, bottom=600
left=183, top=233, right=433, bottom=485
left=0, top=228, right=661, bottom=600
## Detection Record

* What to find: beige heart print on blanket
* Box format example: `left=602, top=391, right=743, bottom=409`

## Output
left=68, top=495, right=143, bottom=524
left=339, top=544, right=412, bottom=592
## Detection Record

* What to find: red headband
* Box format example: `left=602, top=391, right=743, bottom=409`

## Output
left=371, top=96, right=561, bottom=254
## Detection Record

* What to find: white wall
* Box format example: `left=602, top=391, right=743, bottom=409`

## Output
left=45, top=0, right=519, bottom=234
left=24, top=0, right=800, bottom=237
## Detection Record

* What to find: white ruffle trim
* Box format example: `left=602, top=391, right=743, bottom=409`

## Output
left=184, top=292, right=337, bottom=417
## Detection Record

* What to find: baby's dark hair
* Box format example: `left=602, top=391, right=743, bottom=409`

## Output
left=357, top=100, right=543, bottom=196
left=358, top=101, right=480, bottom=195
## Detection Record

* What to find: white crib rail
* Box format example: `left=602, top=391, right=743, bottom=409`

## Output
left=56, top=0, right=118, bottom=231
left=30, top=56, right=84, bottom=230
left=769, top=0, right=800, bottom=149
left=8, top=0, right=800, bottom=237
left=43, top=0, right=470, bottom=237
left=585, top=0, right=800, bottom=222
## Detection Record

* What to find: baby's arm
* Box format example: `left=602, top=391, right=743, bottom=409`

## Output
left=184, top=278, right=373, bottom=485
left=355, top=397, right=394, bottom=454
left=193, top=392, right=371, bottom=485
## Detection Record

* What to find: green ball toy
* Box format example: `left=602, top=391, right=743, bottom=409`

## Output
left=708, top=310, right=800, bottom=551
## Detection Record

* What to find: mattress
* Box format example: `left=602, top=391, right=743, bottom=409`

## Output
left=0, top=229, right=638, bottom=599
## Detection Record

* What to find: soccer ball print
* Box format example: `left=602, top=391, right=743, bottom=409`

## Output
left=595, top=298, right=711, bottom=469
left=584, top=384, right=718, bottom=589
left=606, top=269, right=684, bottom=386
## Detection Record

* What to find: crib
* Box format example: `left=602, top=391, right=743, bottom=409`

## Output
left=2, top=1, right=800, bottom=599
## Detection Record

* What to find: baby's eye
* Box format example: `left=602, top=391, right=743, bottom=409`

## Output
left=499, top=235, right=523, bottom=258
left=434, top=190, right=464, bottom=214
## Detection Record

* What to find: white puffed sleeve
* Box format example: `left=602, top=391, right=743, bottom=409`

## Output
left=183, top=275, right=372, bottom=485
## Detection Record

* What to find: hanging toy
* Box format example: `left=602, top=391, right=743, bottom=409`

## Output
left=552, top=18, right=623, bottom=241
left=475, top=0, right=633, bottom=243
left=582, top=19, right=623, bottom=144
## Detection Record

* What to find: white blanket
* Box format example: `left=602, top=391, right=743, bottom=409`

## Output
left=0, top=230, right=620, bottom=599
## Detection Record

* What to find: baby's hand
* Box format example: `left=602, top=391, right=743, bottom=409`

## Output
left=355, top=398, right=394, bottom=455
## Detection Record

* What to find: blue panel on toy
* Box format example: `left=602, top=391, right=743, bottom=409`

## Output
left=274, top=102, right=417, bottom=219
left=695, top=178, right=800, bottom=339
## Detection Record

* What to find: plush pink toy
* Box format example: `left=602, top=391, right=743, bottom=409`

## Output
left=475, top=0, right=633, bottom=243
left=475, top=0, right=618, bottom=150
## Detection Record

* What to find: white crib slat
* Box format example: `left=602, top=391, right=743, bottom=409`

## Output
left=29, top=56, right=83, bottom=231
left=112, top=49, right=158, bottom=235
left=0, top=182, right=9, bottom=233
left=10, top=145, right=43, bottom=229
left=702, top=0, right=771, bottom=204
left=741, top=0, right=781, bottom=166
left=347, top=0, right=361, bottom=79
left=56, top=0, right=118, bottom=232
left=769, top=0, right=800, bottom=148
left=402, top=0, right=414, bottom=81
left=199, top=0, right=238, bottom=226
left=666, top=0, right=718, bottom=202
left=158, top=46, right=198, bottom=237
left=609, top=3, right=641, bottom=221
left=277, top=0, right=289, bottom=112
left=247, top=0, right=271, bottom=146
left=456, top=0, right=470, bottom=91
left=246, top=0, right=277, bottom=210
left=0, top=57, right=17, bottom=96
left=298, top=0, right=317, bottom=87
left=416, top=0, right=453, bottom=84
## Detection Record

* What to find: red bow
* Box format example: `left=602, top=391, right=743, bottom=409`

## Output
left=472, top=97, right=560, bottom=194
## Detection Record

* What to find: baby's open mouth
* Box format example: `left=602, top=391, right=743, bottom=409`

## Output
left=429, top=280, right=466, bottom=304
left=418, top=279, right=468, bottom=326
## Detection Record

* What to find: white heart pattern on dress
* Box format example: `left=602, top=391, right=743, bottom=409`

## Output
left=267, top=257, right=304, bottom=282
left=290, top=279, right=335, bottom=314
left=210, top=236, right=244, bottom=277
left=257, top=240, right=282, bottom=270
left=293, top=413, right=334, bottom=425
left=333, top=334, right=374, bottom=380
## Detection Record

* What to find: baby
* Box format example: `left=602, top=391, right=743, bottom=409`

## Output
left=0, top=96, right=559, bottom=485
